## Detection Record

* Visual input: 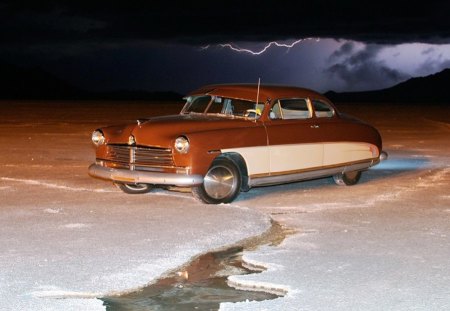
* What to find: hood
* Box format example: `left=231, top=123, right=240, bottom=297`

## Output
left=104, top=114, right=260, bottom=148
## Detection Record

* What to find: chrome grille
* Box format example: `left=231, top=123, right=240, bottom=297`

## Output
left=104, top=145, right=174, bottom=168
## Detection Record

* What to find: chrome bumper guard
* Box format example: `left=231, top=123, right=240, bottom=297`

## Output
left=88, top=164, right=204, bottom=187
left=380, top=151, right=388, bottom=161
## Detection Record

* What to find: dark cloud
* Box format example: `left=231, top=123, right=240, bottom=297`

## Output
left=326, top=44, right=409, bottom=91
left=1, top=1, right=449, bottom=94
left=329, top=42, right=356, bottom=60
left=1, top=0, right=450, bottom=47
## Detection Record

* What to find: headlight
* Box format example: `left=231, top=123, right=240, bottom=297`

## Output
left=174, top=136, right=190, bottom=154
left=92, top=130, right=105, bottom=146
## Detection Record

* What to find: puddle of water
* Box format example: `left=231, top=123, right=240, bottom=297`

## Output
left=101, top=221, right=293, bottom=311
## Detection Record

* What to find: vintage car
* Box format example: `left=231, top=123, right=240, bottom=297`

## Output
left=88, top=84, right=387, bottom=204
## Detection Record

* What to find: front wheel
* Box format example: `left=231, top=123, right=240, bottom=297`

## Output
left=333, top=171, right=362, bottom=186
left=192, top=157, right=242, bottom=204
left=114, top=182, right=153, bottom=194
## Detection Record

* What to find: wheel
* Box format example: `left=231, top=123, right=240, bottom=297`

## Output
left=114, top=182, right=153, bottom=194
left=192, top=157, right=242, bottom=204
left=333, top=171, right=362, bottom=186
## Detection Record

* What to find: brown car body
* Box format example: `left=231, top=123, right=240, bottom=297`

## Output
left=89, top=84, right=386, bottom=204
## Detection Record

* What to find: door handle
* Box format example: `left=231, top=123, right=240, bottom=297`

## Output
left=310, top=125, right=320, bottom=129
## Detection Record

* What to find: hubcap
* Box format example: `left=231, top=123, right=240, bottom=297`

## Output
left=125, top=184, right=148, bottom=190
left=204, top=166, right=236, bottom=199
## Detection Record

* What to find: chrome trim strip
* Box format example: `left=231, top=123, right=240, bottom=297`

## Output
left=248, top=160, right=374, bottom=188
left=88, top=164, right=203, bottom=187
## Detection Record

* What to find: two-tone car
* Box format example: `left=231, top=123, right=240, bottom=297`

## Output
left=88, top=84, right=387, bottom=204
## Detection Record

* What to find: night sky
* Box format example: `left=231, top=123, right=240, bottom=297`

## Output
left=1, top=1, right=450, bottom=95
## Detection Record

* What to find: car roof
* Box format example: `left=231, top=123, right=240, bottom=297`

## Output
left=187, top=83, right=329, bottom=103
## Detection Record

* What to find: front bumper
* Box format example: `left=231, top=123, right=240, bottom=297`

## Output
left=88, top=164, right=204, bottom=187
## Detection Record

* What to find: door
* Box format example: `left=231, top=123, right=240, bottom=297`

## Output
left=265, top=98, right=323, bottom=175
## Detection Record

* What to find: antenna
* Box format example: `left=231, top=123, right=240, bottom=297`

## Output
left=256, top=77, right=261, bottom=105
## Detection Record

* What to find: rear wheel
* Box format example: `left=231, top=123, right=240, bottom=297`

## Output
left=114, top=182, right=153, bottom=194
left=333, top=171, right=362, bottom=186
left=192, top=157, right=242, bottom=204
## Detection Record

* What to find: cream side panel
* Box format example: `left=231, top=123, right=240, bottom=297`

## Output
left=221, top=146, right=270, bottom=176
left=323, top=142, right=379, bottom=166
left=269, top=144, right=323, bottom=173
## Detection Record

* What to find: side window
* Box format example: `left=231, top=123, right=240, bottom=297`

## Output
left=271, top=99, right=311, bottom=120
left=312, top=99, right=335, bottom=118
left=210, top=97, right=264, bottom=118
left=231, top=99, right=256, bottom=115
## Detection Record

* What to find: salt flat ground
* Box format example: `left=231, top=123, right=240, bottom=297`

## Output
left=0, top=101, right=449, bottom=310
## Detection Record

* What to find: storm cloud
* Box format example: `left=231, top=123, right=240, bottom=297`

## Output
left=1, top=0, right=450, bottom=47
left=326, top=43, right=410, bottom=91
left=1, top=1, right=449, bottom=94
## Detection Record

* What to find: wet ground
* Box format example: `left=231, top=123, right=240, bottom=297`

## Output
left=102, top=222, right=292, bottom=310
left=102, top=247, right=277, bottom=310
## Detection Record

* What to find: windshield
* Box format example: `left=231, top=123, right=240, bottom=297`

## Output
left=182, top=95, right=264, bottom=119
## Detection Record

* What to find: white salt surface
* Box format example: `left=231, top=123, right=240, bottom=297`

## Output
left=222, top=104, right=450, bottom=310
left=0, top=102, right=449, bottom=310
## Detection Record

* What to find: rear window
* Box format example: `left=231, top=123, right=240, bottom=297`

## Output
left=312, top=99, right=335, bottom=118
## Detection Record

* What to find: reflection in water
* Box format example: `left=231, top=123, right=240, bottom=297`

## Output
left=102, top=222, right=291, bottom=310
left=102, top=247, right=280, bottom=310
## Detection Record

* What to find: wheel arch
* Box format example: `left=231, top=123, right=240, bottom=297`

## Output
left=219, top=152, right=250, bottom=192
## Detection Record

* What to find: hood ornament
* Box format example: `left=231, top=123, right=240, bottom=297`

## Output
left=137, top=118, right=148, bottom=126
left=128, top=134, right=136, bottom=145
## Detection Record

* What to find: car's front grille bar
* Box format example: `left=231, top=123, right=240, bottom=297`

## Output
left=103, top=144, right=174, bottom=168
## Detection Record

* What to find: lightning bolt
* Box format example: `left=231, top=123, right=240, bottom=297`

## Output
left=201, top=38, right=319, bottom=55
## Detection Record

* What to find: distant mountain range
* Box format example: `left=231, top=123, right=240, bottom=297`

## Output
left=1, top=61, right=449, bottom=103
left=0, top=61, right=183, bottom=101
left=325, top=68, right=450, bottom=103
